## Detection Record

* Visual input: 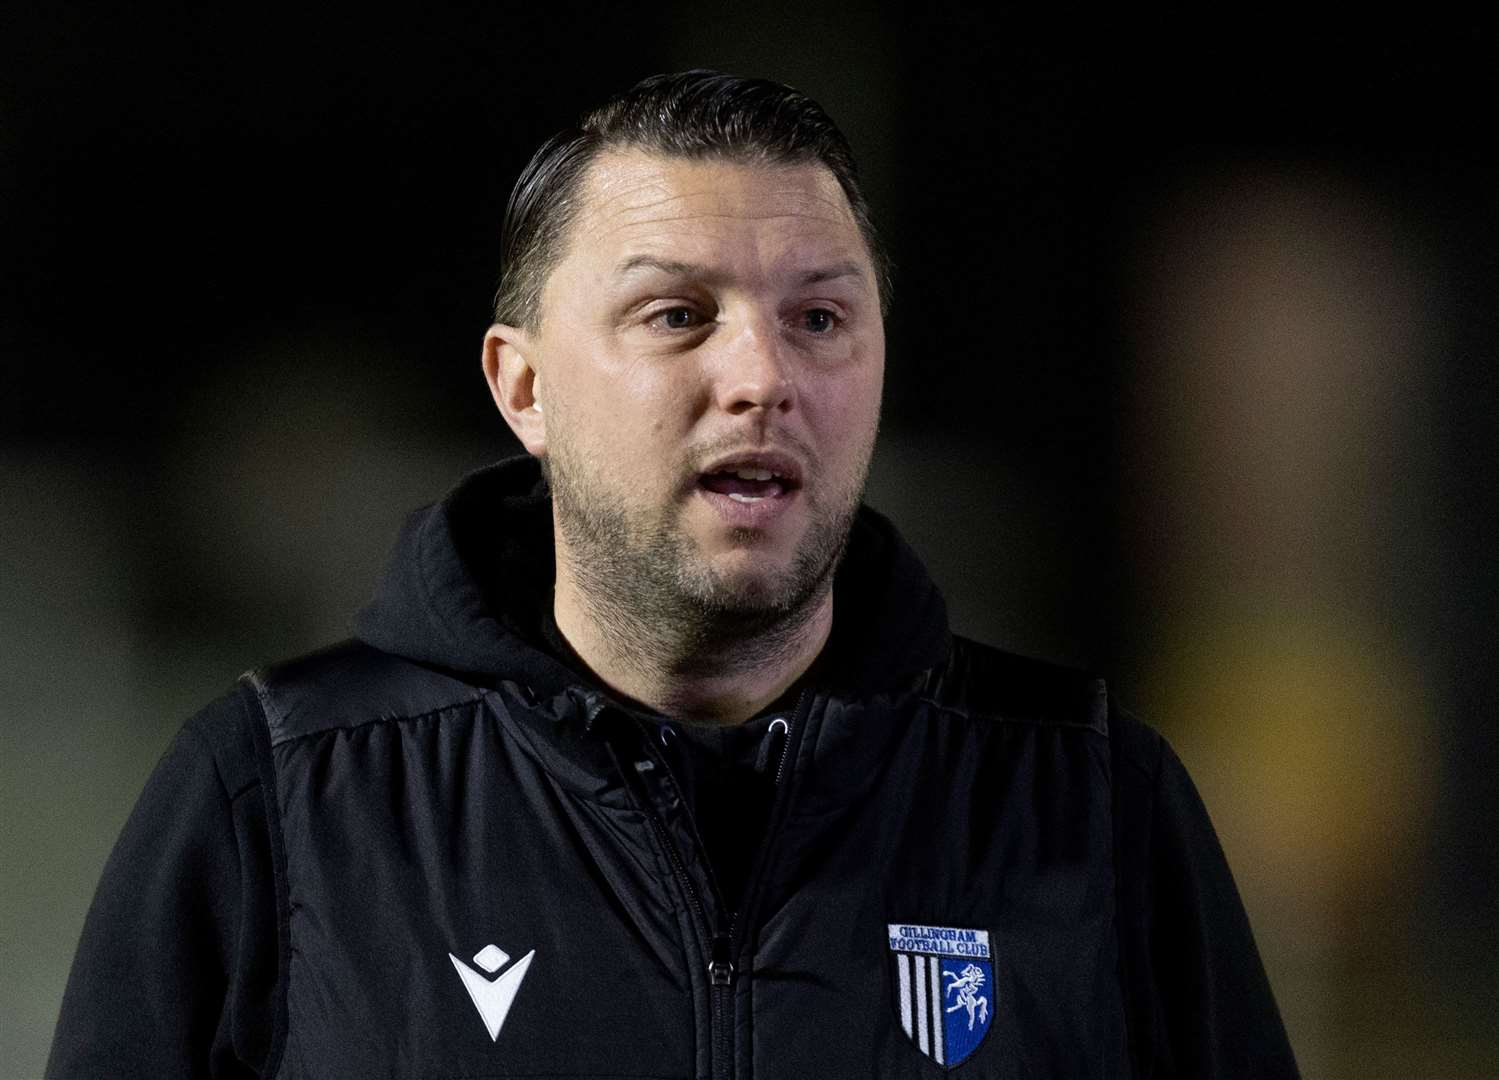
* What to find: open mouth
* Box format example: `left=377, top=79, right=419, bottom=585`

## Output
left=698, top=466, right=793, bottom=503
left=696, top=455, right=803, bottom=505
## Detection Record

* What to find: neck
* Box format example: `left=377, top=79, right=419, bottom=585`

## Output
left=552, top=553, right=833, bottom=726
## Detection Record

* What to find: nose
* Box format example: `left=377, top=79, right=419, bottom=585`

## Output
left=712, top=316, right=795, bottom=416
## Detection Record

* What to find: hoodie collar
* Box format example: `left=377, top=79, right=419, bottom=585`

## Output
left=355, top=456, right=952, bottom=703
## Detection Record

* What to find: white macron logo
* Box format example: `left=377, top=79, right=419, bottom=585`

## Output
left=449, top=942, right=536, bottom=1042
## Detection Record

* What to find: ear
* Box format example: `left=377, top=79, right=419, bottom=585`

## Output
left=482, top=323, right=547, bottom=457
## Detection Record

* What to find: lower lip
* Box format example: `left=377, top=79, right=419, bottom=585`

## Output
left=695, top=485, right=800, bottom=528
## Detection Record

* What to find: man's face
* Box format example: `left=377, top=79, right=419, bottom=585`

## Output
left=528, top=149, right=885, bottom=626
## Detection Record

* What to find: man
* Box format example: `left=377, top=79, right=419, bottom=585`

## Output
left=49, top=72, right=1297, bottom=1078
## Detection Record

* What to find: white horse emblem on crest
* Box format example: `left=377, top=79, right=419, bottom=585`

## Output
left=943, top=962, right=989, bottom=1030
left=887, top=922, right=996, bottom=1068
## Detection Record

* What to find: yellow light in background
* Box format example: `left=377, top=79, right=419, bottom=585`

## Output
left=1122, top=161, right=1449, bottom=1074
left=1155, top=608, right=1434, bottom=903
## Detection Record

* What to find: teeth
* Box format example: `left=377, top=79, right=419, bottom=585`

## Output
left=728, top=493, right=764, bottom=503
left=733, top=467, right=775, bottom=481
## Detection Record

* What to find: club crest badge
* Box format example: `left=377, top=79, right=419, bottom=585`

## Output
left=888, top=923, right=995, bottom=1068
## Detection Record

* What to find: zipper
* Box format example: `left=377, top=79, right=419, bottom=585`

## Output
left=707, top=693, right=815, bottom=1080
left=644, top=808, right=713, bottom=953
left=710, top=929, right=734, bottom=1080
left=601, top=691, right=813, bottom=1080
left=631, top=779, right=735, bottom=1077
left=598, top=710, right=733, bottom=1076
left=637, top=798, right=734, bottom=1080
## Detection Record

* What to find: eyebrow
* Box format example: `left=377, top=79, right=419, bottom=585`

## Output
left=614, top=255, right=867, bottom=287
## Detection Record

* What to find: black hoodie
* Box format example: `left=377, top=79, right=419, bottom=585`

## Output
left=48, top=458, right=1298, bottom=1078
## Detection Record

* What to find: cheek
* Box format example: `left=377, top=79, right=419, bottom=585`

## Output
left=589, top=383, right=697, bottom=464
left=631, top=371, right=706, bottom=438
left=552, top=351, right=695, bottom=441
left=809, top=368, right=884, bottom=450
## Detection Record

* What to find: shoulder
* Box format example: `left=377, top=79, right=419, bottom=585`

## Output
left=245, top=639, right=488, bottom=747
left=916, top=634, right=1109, bottom=736
left=1108, top=705, right=1171, bottom=785
left=132, top=683, right=263, bottom=804
left=913, top=635, right=1185, bottom=788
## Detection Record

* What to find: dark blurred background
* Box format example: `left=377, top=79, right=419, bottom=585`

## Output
left=4, top=7, right=1495, bottom=1076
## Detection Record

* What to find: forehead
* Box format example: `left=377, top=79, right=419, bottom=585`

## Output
left=559, top=149, right=869, bottom=274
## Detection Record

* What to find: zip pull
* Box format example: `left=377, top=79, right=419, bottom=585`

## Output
left=754, top=716, right=791, bottom=776
left=709, top=932, right=735, bottom=986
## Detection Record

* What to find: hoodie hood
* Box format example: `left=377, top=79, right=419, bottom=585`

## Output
left=355, top=456, right=952, bottom=702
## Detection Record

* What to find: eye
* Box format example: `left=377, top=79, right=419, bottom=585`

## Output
left=651, top=306, right=702, bottom=331
left=800, top=307, right=839, bottom=334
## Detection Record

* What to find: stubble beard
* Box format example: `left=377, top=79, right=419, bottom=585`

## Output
left=547, top=436, right=869, bottom=679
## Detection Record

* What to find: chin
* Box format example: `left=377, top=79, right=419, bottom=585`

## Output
left=690, top=553, right=825, bottom=619
left=700, top=539, right=794, bottom=579
left=678, top=514, right=845, bottom=620
left=702, top=562, right=788, bottom=604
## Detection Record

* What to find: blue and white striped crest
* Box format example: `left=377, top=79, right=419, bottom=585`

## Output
left=888, top=923, right=995, bottom=1069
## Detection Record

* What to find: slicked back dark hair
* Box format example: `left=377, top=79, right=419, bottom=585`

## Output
left=492, top=70, right=891, bottom=330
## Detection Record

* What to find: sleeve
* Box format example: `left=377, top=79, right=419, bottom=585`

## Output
left=46, top=688, right=283, bottom=1080
left=1111, top=709, right=1300, bottom=1079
